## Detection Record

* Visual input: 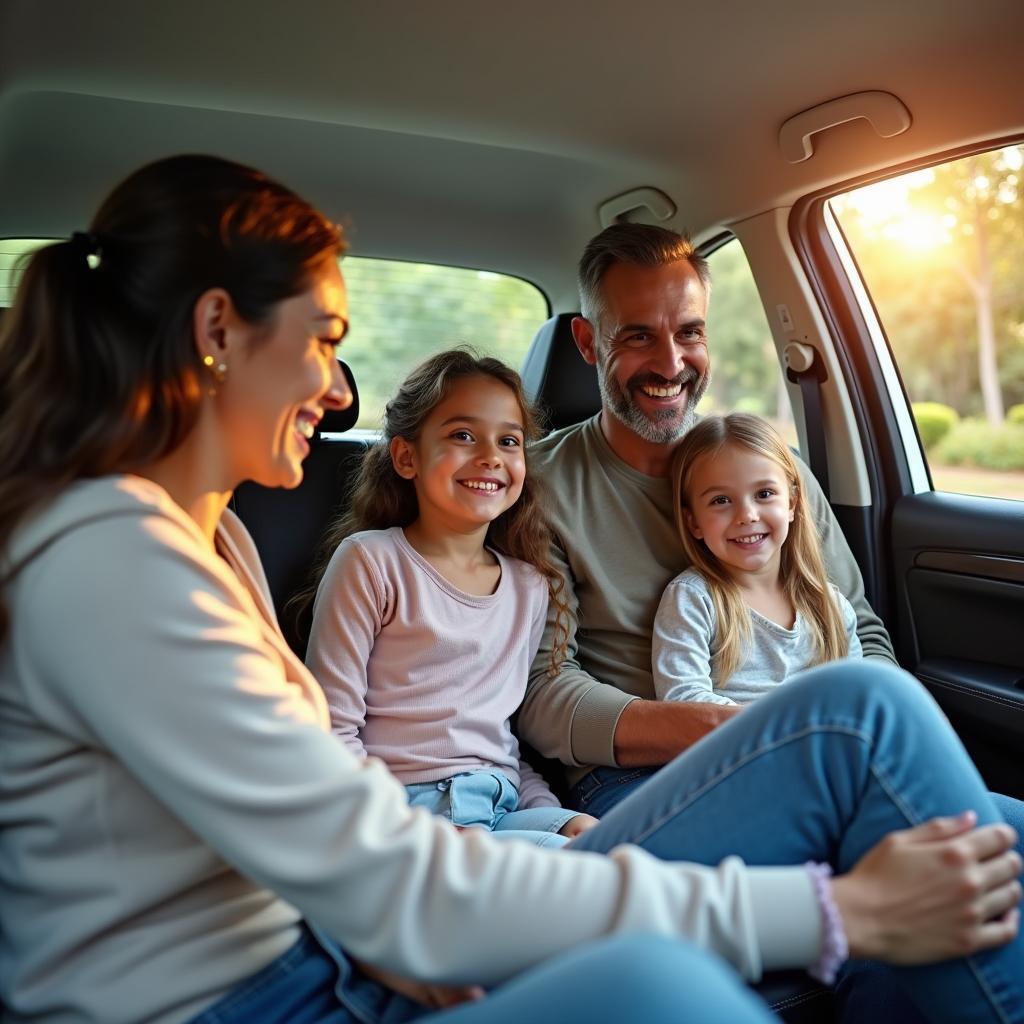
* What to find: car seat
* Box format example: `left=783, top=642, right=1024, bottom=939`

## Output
left=231, top=359, right=368, bottom=656
left=520, top=313, right=600, bottom=431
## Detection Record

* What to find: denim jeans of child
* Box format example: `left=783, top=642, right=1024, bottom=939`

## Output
left=404, top=770, right=575, bottom=848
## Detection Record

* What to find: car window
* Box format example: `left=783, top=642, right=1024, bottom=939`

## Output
left=1, top=244, right=549, bottom=430
left=830, top=145, right=1024, bottom=501
left=0, top=238, right=47, bottom=305
left=342, top=257, right=548, bottom=428
left=702, top=239, right=796, bottom=447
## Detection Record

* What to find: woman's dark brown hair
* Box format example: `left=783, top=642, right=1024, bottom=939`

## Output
left=0, top=154, right=344, bottom=639
left=292, top=349, right=571, bottom=674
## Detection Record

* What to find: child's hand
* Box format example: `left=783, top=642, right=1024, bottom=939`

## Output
left=559, top=813, right=600, bottom=839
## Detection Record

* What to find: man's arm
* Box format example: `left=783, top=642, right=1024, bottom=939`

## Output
left=518, top=535, right=739, bottom=770
left=613, top=699, right=742, bottom=766
left=518, top=532, right=633, bottom=768
left=797, top=461, right=896, bottom=664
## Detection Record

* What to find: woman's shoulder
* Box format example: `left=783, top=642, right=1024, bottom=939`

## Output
left=38, top=473, right=185, bottom=523
left=10, top=477, right=246, bottom=663
left=8, top=474, right=202, bottom=572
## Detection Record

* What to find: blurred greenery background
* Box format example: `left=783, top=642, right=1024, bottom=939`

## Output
left=832, top=144, right=1024, bottom=498
left=3, top=144, right=1021, bottom=498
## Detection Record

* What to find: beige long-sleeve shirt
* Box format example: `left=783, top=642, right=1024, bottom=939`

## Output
left=306, top=526, right=559, bottom=807
left=0, top=475, right=822, bottom=1023
left=520, top=416, right=895, bottom=786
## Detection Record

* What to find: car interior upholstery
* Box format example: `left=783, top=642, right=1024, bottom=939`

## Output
left=231, top=361, right=366, bottom=654
left=520, top=313, right=602, bottom=433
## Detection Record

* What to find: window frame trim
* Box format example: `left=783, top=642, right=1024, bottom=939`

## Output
left=340, top=252, right=551, bottom=320
left=788, top=132, right=1024, bottom=500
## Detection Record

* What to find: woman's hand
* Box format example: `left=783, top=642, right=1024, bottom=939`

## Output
left=831, top=811, right=1022, bottom=963
left=559, top=813, right=600, bottom=839
left=354, top=958, right=485, bottom=1009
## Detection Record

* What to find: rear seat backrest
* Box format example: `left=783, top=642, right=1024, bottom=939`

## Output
left=517, top=314, right=604, bottom=798
left=232, top=316, right=597, bottom=657
left=520, top=312, right=601, bottom=431
left=231, top=359, right=367, bottom=656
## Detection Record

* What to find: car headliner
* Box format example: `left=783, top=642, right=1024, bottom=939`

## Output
left=1, top=0, right=1021, bottom=307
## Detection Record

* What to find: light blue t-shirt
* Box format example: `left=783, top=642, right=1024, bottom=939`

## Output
left=651, top=568, right=862, bottom=705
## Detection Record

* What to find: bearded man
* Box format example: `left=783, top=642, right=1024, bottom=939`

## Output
left=519, top=223, right=894, bottom=813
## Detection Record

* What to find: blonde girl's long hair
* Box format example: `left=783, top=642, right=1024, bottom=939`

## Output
left=670, top=413, right=849, bottom=686
left=291, top=348, right=570, bottom=674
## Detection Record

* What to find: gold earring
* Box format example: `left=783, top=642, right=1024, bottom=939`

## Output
left=202, top=354, right=228, bottom=390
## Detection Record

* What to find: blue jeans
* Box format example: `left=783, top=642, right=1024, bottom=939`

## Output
left=195, top=662, right=1022, bottom=1023
left=567, top=662, right=1024, bottom=1023
left=190, top=927, right=777, bottom=1023
left=405, top=771, right=574, bottom=848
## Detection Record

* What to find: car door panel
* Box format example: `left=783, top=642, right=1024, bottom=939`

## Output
left=891, top=492, right=1024, bottom=795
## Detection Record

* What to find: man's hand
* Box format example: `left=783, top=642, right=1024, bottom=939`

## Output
left=559, top=813, right=600, bottom=839
left=831, top=811, right=1022, bottom=963
left=354, top=958, right=486, bottom=1009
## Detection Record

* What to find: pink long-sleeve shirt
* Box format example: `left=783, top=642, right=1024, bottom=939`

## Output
left=306, top=527, right=560, bottom=808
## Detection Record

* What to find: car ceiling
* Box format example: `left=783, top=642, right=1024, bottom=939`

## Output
left=1, top=0, right=1022, bottom=308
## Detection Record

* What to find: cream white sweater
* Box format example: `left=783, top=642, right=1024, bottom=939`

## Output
left=0, top=476, right=821, bottom=1023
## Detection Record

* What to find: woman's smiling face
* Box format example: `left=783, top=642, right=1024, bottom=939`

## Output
left=221, top=261, right=351, bottom=490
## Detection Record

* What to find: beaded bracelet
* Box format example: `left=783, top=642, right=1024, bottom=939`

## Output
left=805, top=862, right=849, bottom=985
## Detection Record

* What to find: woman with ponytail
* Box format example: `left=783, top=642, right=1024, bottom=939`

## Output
left=0, top=156, right=1021, bottom=1024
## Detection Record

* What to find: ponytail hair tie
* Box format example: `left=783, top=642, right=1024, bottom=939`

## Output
left=70, top=231, right=102, bottom=269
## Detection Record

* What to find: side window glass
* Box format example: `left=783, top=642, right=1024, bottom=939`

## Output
left=703, top=239, right=795, bottom=447
left=1, top=239, right=48, bottom=305
left=831, top=145, right=1024, bottom=501
left=341, top=257, right=547, bottom=428
left=1, top=245, right=549, bottom=432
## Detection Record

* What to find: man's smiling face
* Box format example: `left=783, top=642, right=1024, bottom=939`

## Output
left=589, top=259, right=711, bottom=445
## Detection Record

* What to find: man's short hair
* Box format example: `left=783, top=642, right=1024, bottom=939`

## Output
left=577, top=223, right=712, bottom=326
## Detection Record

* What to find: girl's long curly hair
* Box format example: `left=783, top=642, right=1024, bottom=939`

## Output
left=671, top=413, right=850, bottom=686
left=293, top=349, right=570, bottom=673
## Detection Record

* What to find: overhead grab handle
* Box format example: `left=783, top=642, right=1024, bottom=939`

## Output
left=778, top=90, right=911, bottom=163
left=597, top=187, right=676, bottom=228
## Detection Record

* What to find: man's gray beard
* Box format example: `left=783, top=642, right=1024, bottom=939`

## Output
left=597, top=363, right=711, bottom=444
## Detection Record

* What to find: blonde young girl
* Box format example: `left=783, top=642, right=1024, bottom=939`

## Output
left=652, top=413, right=861, bottom=705
left=303, top=350, right=597, bottom=846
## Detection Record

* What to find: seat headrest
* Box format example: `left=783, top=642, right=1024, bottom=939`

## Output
left=317, top=359, right=359, bottom=435
left=521, top=313, right=601, bottom=432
